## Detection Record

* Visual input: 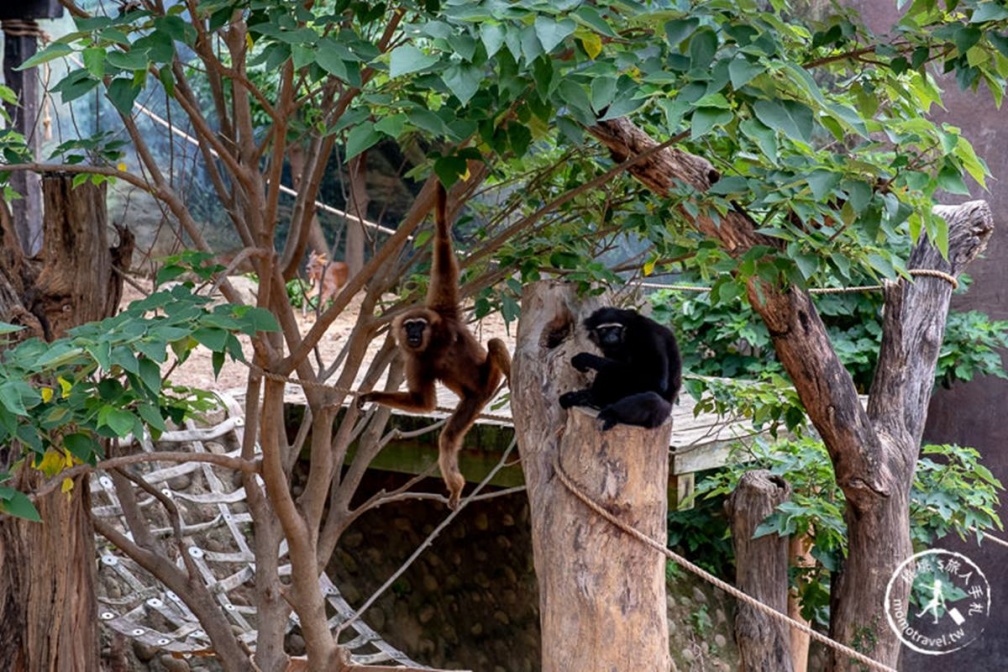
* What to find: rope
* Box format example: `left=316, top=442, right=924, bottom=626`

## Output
left=644, top=268, right=958, bottom=295
left=1, top=19, right=47, bottom=39
left=552, top=452, right=897, bottom=672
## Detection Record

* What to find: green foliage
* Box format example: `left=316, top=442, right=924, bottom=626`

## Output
left=694, top=438, right=1003, bottom=623
left=651, top=278, right=1008, bottom=392
left=667, top=493, right=734, bottom=578
left=0, top=257, right=278, bottom=521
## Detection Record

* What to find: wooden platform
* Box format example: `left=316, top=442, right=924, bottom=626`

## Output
left=231, top=376, right=759, bottom=509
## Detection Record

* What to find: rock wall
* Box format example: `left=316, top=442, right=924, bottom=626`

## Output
left=329, top=471, right=740, bottom=672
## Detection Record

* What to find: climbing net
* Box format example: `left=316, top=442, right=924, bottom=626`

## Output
left=90, top=392, right=427, bottom=668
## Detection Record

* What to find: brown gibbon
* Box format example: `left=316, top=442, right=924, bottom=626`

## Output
left=358, top=183, right=511, bottom=509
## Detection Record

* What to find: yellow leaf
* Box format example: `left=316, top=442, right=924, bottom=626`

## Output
left=63, top=448, right=74, bottom=467
left=117, top=162, right=128, bottom=172
left=34, top=449, right=65, bottom=477
left=643, top=258, right=656, bottom=277
left=61, top=477, right=74, bottom=495
left=579, top=33, right=602, bottom=60
left=246, top=33, right=254, bottom=50
left=41, top=387, right=54, bottom=402
left=58, top=376, right=72, bottom=398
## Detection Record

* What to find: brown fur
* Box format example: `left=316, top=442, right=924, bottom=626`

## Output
left=359, top=183, right=511, bottom=508
left=303, top=250, right=349, bottom=316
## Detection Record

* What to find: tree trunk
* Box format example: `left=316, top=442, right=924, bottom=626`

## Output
left=511, top=280, right=672, bottom=672
left=586, top=117, right=993, bottom=670
left=289, top=143, right=330, bottom=259
left=344, top=153, right=367, bottom=278
left=0, top=174, right=128, bottom=672
left=726, top=470, right=794, bottom=672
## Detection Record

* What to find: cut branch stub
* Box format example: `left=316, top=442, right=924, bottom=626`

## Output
left=726, top=470, right=794, bottom=672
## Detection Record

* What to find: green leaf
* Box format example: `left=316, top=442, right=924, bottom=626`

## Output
left=106, top=78, right=140, bottom=116
left=98, top=406, right=137, bottom=437
left=752, top=99, right=814, bottom=143
left=82, top=47, right=105, bottom=79
left=534, top=16, right=576, bottom=53
left=17, top=43, right=73, bottom=71
left=389, top=45, right=439, bottom=78
left=441, top=63, right=482, bottom=105
left=729, top=57, right=763, bottom=89
left=690, top=107, right=733, bottom=140
left=665, top=18, right=700, bottom=49
left=480, top=23, right=506, bottom=58
left=316, top=48, right=349, bottom=82
left=590, top=76, right=617, bottom=113
left=971, top=4, right=1008, bottom=22
left=64, top=432, right=100, bottom=463
left=740, top=118, right=777, bottom=159
left=0, top=487, right=41, bottom=522
left=345, top=123, right=381, bottom=160
left=374, top=114, right=407, bottom=138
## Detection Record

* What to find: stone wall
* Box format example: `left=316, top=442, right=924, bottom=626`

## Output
left=329, top=471, right=740, bottom=672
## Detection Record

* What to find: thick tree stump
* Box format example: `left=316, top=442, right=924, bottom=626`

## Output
left=726, top=470, right=794, bottom=672
left=511, top=280, right=672, bottom=672
left=0, top=174, right=127, bottom=672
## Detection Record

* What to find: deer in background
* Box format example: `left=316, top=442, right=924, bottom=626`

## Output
left=302, top=249, right=348, bottom=317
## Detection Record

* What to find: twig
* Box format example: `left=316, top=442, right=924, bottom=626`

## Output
left=336, top=439, right=519, bottom=634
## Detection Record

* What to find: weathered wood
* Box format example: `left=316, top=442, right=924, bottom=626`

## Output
left=826, top=201, right=993, bottom=670
left=587, top=117, right=993, bottom=671
left=727, top=470, right=793, bottom=672
left=0, top=174, right=128, bottom=672
left=35, top=175, right=113, bottom=336
left=512, top=280, right=671, bottom=672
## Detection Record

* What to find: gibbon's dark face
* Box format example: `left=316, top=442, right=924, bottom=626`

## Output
left=401, top=318, right=428, bottom=349
left=590, top=322, right=625, bottom=351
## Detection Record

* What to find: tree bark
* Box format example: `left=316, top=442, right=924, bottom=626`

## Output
left=344, top=153, right=368, bottom=278
left=726, top=470, right=794, bottom=672
left=0, top=174, right=129, bottom=672
left=512, top=280, right=672, bottom=672
left=587, top=117, right=993, bottom=670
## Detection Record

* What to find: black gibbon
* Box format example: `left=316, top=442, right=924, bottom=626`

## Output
left=358, top=183, right=511, bottom=509
left=559, top=307, right=681, bottom=430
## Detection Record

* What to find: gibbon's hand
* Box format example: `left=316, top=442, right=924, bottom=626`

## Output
left=356, top=392, right=373, bottom=410
left=571, top=352, right=595, bottom=373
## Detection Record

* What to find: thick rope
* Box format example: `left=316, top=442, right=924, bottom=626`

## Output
left=552, top=452, right=897, bottom=672
left=648, top=268, right=958, bottom=294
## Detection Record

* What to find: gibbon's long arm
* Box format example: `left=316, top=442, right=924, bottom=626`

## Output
left=425, top=183, right=460, bottom=318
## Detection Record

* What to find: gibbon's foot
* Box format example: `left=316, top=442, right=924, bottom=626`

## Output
left=597, top=409, right=619, bottom=431
left=444, top=475, right=465, bottom=510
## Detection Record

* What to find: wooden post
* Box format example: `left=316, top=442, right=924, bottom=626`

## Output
left=726, top=470, right=794, bottom=672
left=511, top=280, right=672, bottom=672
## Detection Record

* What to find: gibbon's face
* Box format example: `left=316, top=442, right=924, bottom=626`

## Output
left=400, top=318, right=429, bottom=350
left=590, top=322, right=625, bottom=353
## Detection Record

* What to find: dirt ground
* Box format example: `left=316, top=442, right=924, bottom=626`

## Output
left=121, top=275, right=514, bottom=396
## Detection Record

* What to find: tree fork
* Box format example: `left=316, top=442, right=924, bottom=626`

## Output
left=588, top=117, right=993, bottom=670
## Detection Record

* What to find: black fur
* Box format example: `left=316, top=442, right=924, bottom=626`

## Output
left=559, top=307, right=681, bottom=430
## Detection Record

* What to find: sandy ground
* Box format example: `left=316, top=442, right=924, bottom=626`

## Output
left=122, top=277, right=514, bottom=397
